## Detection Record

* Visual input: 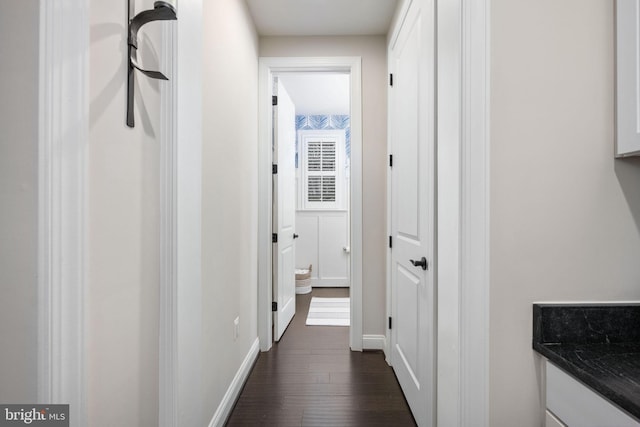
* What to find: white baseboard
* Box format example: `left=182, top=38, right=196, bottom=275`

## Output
left=311, top=279, right=349, bottom=287
left=362, top=334, right=387, bottom=351
left=208, top=337, right=259, bottom=427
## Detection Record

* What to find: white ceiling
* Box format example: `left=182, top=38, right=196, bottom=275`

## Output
left=245, top=0, right=399, bottom=36
left=279, top=73, right=350, bottom=115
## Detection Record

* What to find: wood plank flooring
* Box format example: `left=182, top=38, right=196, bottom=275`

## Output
left=226, top=288, right=417, bottom=426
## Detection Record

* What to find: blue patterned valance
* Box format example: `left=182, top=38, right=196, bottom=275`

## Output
left=295, top=115, right=351, bottom=167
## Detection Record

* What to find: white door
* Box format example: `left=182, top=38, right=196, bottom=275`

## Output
left=273, top=79, right=297, bottom=342
left=389, top=0, right=435, bottom=425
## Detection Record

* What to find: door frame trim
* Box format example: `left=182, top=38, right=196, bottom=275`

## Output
left=258, top=57, right=363, bottom=351
left=159, top=2, right=204, bottom=426
left=435, top=0, right=491, bottom=424
left=37, top=1, right=89, bottom=424
left=458, top=1, right=490, bottom=423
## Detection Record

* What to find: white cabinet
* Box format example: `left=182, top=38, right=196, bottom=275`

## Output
left=545, top=361, right=640, bottom=427
left=616, top=0, right=640, bottom=157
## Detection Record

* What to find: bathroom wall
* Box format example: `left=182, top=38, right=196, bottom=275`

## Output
left=295, top=115, right=350, bottom=286
left=279, top=64, right=354, bottom=288
left=261, top=36, right=388, bottom=335
left=490, top=1, right=640, bottom=425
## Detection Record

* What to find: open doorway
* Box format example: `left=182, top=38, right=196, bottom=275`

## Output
left=257, top=57, right=363, bottom=352
left=272, top=72, right=352, bottom=344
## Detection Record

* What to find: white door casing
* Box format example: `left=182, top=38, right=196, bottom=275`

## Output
left=273, top=80, right=297, bottom=341
left=258, top=57, right=363, bottom=352
left=158, top=1, right=204, bottom=426
left=389, top=0, right=436, bottom=425
left=38, top=1, right=89, bottom=425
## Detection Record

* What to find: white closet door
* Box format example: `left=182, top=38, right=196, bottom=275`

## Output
left=389, top=0, right=436, bottom=425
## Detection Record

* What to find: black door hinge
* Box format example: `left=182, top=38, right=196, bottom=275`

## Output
left=389, top=73, right=393, bottom=87
left=389, top=154, right=393, bottom=167
left=389, top=316, right=392, bottom=329
left=272, top=233, right=278, bottom=243
left=272, top=302, right=278, bottom=312
left=389, top=236, right=392, bottom=248
left=272, top=164, right=278, bottom=174
left=272, top=96, right=278, bottom=106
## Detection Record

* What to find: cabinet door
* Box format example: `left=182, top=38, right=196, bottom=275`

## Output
left=616, top=0, right=640, bottom=156
left=546, top=362, right=640, bottom=426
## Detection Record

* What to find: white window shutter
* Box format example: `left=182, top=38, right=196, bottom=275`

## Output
left=299, top=130, right=345, bottom=210
left=306, top=141, right=337, bottom=203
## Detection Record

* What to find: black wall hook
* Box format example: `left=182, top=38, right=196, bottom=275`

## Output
left=127, top=1, right=177, bottom=127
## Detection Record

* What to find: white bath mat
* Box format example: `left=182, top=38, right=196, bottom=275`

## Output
left=306, top=297, right=350, bottom=326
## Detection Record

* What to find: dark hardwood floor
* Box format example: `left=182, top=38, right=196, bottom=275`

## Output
left=226, top=288, right=417, bottom=426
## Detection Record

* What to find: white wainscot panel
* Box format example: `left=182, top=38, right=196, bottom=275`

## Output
left=295, top=215, right=319, bottom=274
left=318, top=213, right=349, bottom=285
left=296, top=211, right=349, bottom=287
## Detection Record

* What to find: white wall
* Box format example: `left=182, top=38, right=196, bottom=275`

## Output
left=490, top=1, right=640, bottom=425
left=87, top=0, right=259, bottom=424
left=0, top=0, right=39, bottom=404
left=260, top=36, right=388, bottom=335
left=201, top=0, right=259, bottom=422
left=88, top=0, right=161, bottom=425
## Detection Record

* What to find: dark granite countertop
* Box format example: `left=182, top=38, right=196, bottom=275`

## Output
left=533, top=303, right=640, bottom=421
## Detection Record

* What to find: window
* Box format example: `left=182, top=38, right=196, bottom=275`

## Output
left=307, top=140, right=336, bottom=202
left=299, top=130, right=346, bottom=210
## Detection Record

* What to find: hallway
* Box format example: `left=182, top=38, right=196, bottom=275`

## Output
left=226, top=288, right=416, bottom=426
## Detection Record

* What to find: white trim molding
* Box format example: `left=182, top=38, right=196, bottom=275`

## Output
left=38, top=1, right=89, bottom=425
left=258, top=57, right=363, bottom=352
left=434, top=0, right=491, bottom=425
left=159, top=19, right=178, bottom=427
left=362, top=335, right=387, bottom=352
left=435, top=0, right=463, bottom=424
left=159, top=2, right=204, bottom=427
left=207, top=338, right=260, bottom=427
left=459, top=0, right=490, bottom=425
left=310, top=280, right=350, bottom=287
